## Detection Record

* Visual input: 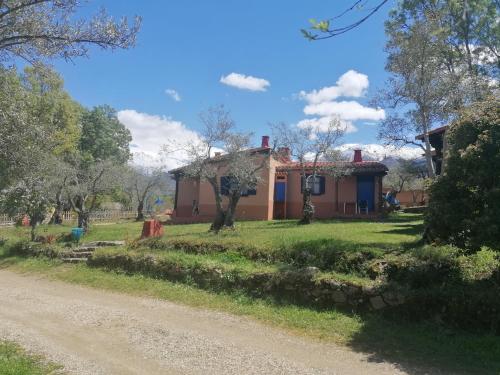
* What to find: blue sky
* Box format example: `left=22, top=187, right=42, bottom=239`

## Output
left=52, top=0, right=421, bottom=167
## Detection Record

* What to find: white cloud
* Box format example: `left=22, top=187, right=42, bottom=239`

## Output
left=337, top=143, right=423, bottom=161
left=304, top=100, right=386, bottom=121
left=220, top=72, right=270, bottom=92
left=297, top=117, right=357, bottom=133
left=299, top=70, right=369, bottom=104
left=165, top=89, right=181, bottom=102
left=296, top=70, right=385, bottom=134
left=117, top=109, right=200, bottom=169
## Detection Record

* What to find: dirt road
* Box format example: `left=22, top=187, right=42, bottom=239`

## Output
left=0, top=270, right=415, bottom=374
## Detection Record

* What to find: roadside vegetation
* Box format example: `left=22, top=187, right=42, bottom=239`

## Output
left=1, top=215, right=500, bottom=374
left=0, top=341, right=61, bottom=375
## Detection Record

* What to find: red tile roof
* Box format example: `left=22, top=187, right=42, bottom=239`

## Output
left=276, top=161, right=388, bottom=174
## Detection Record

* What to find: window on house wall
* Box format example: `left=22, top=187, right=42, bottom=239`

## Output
left=301, top=175, right=325, bottom=195
left=220, top=176, right=257, bottom=196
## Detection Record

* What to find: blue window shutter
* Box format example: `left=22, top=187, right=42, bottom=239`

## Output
left=220, top=176, right=229, bottom=195
left=319, top=176, right=326, bottom=195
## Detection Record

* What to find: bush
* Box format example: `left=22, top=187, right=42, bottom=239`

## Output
left=425, top=98, right=500, bottom=252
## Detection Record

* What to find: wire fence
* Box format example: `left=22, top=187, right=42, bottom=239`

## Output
left=0, top=210, right=136, bottom=226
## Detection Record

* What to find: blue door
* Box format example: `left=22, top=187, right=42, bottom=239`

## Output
left=275, top=182, right=286, bottom=202
left=357, top=176, right=375, bottom=211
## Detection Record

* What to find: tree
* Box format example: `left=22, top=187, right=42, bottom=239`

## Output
left=80, top=105, right=132, bottom=164
left=0, top=65, right=81, bottom=191
left=424, top=98, right=500, bottom=251
left=0, top=152, right=58, bottom=241
left=64, top=160, right=126, bottom=231
left=126, top=166, right=167, bottom=221
left=165, top=106, right=267, bottom=232
left=377, top=18, right=454, bottom=178
left=384, top=158, right=426, bottom=206
left=377, top=1, right=498, bottom=178
left=0, top=0, right=141, bottom=65
left=272, top=118, right=348, bottom=224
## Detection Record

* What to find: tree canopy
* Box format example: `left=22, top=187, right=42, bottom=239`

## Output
left=0, top=0, right=141, bottom=65
left=425, top=98, right=500, bottom=251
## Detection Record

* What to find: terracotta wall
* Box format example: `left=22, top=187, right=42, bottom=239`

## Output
left=175, top=153, right=273, bottom=221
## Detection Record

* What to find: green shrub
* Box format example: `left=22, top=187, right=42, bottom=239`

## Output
left=425, top=98, right=500, bottom=252
left=6, top=240, right=62, bottom=259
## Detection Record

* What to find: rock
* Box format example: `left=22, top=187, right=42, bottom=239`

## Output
left=370, top=296, right=387, bottom=310
left=332, top=291, right=347, bottom=304
left=303, top=266, right=320, bottom=276
left=382, top=291, right=405, bottom=306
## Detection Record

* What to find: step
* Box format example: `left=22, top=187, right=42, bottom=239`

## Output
left=82, top=241, right=125, bottom=247
left=62, top=252, right=93, bottom=259
left=73, top=246, right=97, bottom=253
left=62, top=258, right=88, bottom=264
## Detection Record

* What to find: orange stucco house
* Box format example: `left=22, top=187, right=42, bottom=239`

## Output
left=169, top=136, right=388, bottom=223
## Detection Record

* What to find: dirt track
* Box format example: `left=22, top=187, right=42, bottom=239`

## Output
left=0, top=270, right=420, bottom=374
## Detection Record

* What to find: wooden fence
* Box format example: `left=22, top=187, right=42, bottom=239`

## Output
left=0, top=210, right=136, bottom=226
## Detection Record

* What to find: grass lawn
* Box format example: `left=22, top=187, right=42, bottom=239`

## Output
left=1, top=215, right=500, bottom=374
left=0, top=341, right=61, bottom=375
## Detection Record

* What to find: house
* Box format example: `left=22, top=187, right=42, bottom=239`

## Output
left=415, top=125, right=448, bottom=175
left=169, top=136, right=388, bottom=223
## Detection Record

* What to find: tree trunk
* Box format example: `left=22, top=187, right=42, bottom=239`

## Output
left=77, top=212, right=90, bottom=232
left=423, top=133, right=436, bottom=178
left=210, top=209, right=226, bottom=232
left=30, top=221, right=37, bottom=242
left=223, top=192, right=241, bottom=228
left=300, top=189, right=314, bottom=224
left=208, top=178, right=225, bottom=232
left=136, top=200, right=145, bottom=221
left=50, top=190, right=64, bottom=225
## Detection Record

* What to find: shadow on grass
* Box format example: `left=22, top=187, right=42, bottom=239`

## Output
left=346, top=314, right=500, bottom=375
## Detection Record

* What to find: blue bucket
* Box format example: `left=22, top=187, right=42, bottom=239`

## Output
left=71, top=228, right=84, bottom=241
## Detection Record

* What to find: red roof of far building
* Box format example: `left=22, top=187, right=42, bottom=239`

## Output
left=276, top=161, right=388, bottom=174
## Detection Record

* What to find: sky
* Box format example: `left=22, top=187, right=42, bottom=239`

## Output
left=52, top=0, right=423, bottom=168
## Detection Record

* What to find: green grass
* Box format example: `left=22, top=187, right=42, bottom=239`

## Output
left=0, top=220, right=142, bottom=243
left=0, top=341, right=61, bottom=375
left=1, top=216, right=500, bottom=373
left=1, top=254, right=499, bottom=374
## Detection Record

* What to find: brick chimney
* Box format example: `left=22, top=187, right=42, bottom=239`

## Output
left=261, top=135, right=270, bottom=148
left=353, top=149, right=363, bottom=163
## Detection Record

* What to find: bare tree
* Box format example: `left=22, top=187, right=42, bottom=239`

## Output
left=0, top=0, right=141, bottom=65
left=126, top=166, right=167, bottom=221
left=272, top=118, right=347, bottom=224
left=64, top=160, right=125, bottom=231
left=164, top=106, right=268, bottom=232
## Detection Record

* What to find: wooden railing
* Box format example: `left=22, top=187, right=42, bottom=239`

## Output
left=0, top=210, right=136, bottom=226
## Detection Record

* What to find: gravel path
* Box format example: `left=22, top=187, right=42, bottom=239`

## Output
left=0, top=270, right=416, bottom=375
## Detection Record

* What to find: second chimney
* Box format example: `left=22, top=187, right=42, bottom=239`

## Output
left=353, top=149, right=363, bottom=163
left=261, top=135, right=270, bottom=148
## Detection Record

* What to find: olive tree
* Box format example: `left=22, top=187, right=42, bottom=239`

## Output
left=0, top=152, right=59, bottom=240
left=0, top=0, right=141, bottom=65
left=126, top=166, right=168, bottom=221
left=64, top=160, right=126, bottom=231
left=272, top=117, right=348, bottom=224
left=165, top=106, right=267, bottom=232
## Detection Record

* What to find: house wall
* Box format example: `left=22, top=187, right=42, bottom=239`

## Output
left=174, top=152, right=273, bottom=221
